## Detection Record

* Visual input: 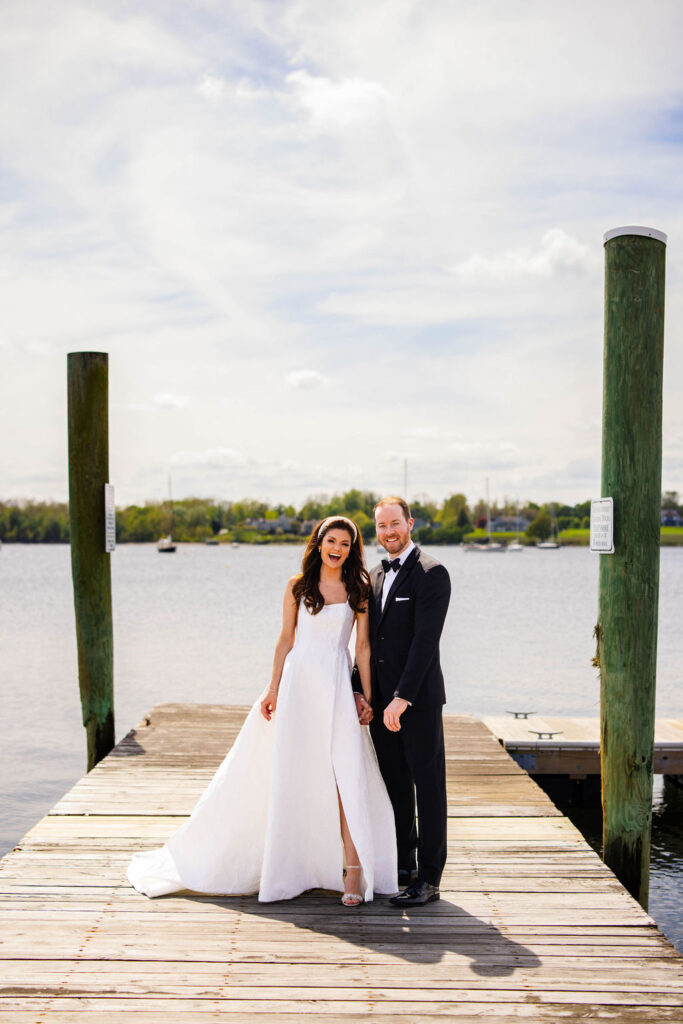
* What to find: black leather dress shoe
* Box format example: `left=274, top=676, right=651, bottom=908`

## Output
left=389, top=880, right=440, bottom=907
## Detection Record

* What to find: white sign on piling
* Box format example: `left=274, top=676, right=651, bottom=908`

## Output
left=104, top=484, right=116, bottom=553
left=590, top=497, right=614, bottom=553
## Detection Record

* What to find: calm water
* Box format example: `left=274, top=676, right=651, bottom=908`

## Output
left=1, top=543, right=681, bottom=949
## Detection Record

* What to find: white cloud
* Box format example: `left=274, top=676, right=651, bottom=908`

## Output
left=196, top=74, right=227, bottom=102
left=448, top=230, right=598, bottom=283
left=285, top=370, right=328, bottom=390
left=402, top=426, right=448, bottom=440
left=170, top=448, right=246, bottom=468
left=152, top=393, right=190, bottom=409
left=285, top=69, right=391, bottom=129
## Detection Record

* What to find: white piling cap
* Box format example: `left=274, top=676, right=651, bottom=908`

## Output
left=604, top=226, right=667, bottom=245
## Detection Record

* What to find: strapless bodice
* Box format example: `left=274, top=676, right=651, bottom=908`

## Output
left=293, top=600, right=354, bottom=652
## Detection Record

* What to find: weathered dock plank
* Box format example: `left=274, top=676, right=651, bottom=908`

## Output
left=1, top=705, right=682, bottom=1021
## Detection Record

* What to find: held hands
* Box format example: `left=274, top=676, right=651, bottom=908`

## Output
left=354, top=692, right=373, bottom=725
left=383, top=697, right=409, bottom=732
left=260, top=687, right=278, bottom=722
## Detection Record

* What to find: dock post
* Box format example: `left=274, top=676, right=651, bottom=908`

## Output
left=67, top=352, right=115, bottom=771
left=597, top=227, right=666, bottom=909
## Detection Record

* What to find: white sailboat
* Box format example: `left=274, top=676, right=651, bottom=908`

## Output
left=536, top=503, right=561, bottom=549
left=463, top=479, right=506, bottom=552
left=508, top=501, right=524, bottom=552
left=157, top=477, right=177, bottom=553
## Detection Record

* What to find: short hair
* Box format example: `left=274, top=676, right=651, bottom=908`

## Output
left=373, top=496, right=412, bottom=522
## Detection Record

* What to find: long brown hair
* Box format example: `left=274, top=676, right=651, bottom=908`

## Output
left=292, top=517, right=370, bottom=615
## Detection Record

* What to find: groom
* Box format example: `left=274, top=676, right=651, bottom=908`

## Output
left=353, top=497, right=451, bottom=907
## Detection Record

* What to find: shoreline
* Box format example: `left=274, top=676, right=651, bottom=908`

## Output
left=2, top=529, right=683, bottom=547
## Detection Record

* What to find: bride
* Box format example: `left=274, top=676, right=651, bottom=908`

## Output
left=127, top=515, right=397, bottom=906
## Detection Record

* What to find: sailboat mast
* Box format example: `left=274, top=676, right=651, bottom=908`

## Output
left=486, top=477, right=491, bottom=543
left=168, top=475, right=174, bottom=537
left=485, top=477, right=491, bottom=544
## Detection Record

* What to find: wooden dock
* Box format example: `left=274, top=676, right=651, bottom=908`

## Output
left=483, top=716, right=683, bottom=777
left=1, top=705, right=683, bottom=1021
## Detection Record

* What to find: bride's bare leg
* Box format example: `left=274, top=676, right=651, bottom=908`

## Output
left=338, top=789, right=362, bottom=904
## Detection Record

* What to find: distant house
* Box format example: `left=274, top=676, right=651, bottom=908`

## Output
left=489, top=515, right=531, bottom=532
left=661, top=509, right=683, bottom=527
left=245, top=515, right=298, bottom=534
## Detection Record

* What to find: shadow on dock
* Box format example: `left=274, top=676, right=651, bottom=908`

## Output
left=186, top=892, right=542, bottom=976
left=110, top=727, right=147, bottom=757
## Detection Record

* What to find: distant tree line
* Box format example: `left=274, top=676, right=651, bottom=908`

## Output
left=0, top=501, right=71, bottom=543
left=3, top=491, right=680, bottom=545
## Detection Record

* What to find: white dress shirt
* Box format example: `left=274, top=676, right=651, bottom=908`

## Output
left=381, top=541, right=415, bottom=611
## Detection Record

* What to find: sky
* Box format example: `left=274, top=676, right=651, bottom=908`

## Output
left=2, top=0, right=683, bottom=509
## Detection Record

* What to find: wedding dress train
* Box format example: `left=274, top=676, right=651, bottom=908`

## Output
left=126, top=600, right=398, bottom=902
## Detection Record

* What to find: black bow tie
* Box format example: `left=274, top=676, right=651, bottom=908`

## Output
left=382, top=558, right=402, bottom=574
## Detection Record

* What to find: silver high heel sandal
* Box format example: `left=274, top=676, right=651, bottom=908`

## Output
left=342, top=865, right=363, bottom=907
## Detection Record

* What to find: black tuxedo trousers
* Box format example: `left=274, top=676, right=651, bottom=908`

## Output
left=365, top=546, right=451, bottom=887
left=370, top=706, right=447, bottom=885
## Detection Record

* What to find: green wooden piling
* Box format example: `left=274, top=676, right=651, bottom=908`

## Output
left=67, top=352, right=114, bottom=771
left=597, top=227, right=666, bottom=909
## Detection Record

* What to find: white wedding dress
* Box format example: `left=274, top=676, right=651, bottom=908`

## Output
left=127, top=600, right=397, bottom=902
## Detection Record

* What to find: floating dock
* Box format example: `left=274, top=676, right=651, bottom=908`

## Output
left=483, top=715, right=683, bottom=777
left=1, top=705, right=683, bottom=1021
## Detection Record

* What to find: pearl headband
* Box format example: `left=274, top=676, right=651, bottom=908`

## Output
left=318, top=516, right=358, bottom=542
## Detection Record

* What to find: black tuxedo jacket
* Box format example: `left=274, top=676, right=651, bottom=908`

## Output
left=354, top=545, right=451, bottom=710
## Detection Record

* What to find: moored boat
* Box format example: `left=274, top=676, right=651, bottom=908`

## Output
left=463, top=478, right=507, bottom=552
left=157, top=477, right=177, bottom=553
